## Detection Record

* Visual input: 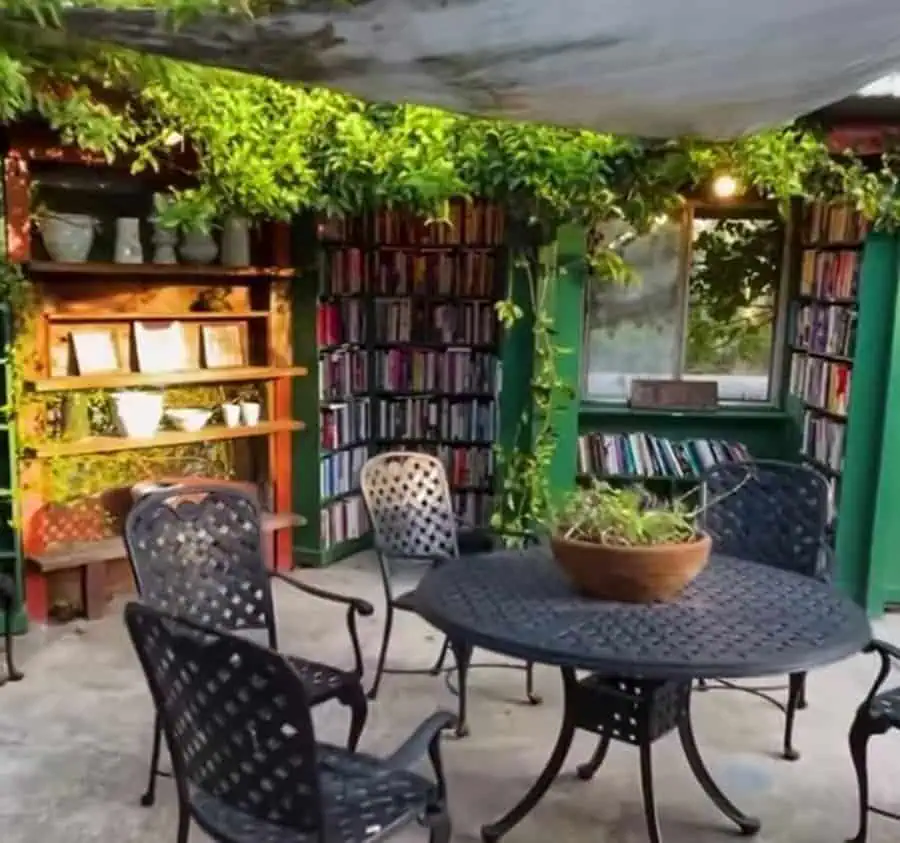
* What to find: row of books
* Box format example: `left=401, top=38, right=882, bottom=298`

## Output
left=318, top=300, right=366, bottom=346
left=375, top=397, right=496, bottom=442
left=371, top=252, right=499, bottom=298
left=789, top=355, right=851, bottom=417
left=800, top=250, right=860, bottom=300
left=321, top=400, right=370, bottom=451
left=803, top=202, right=870, bottom=244
left=801, top=411, right=845, bottom=472
left=320, top=445, right=368, bottom=500
left=318, top=201, right=505, bottom=246
left=380, top=442, right=494, bottom=488
left=373, top=299, right=497, bottom=346
left=374, top=349, right=498, bottom=394
left=793, top=303, right=857, bottom=358
left=576, top=433, right=751, bottom=478
left=321, top=495, right=370, bottom=551
left=452, top=492, right=495, bottom=527
left=319, top=349, right=368, bottom=400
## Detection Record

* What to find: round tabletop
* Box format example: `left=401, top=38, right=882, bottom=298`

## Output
left=413, top=548, right=872, bottom=679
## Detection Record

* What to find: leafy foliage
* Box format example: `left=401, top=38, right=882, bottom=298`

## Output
left=685, top=216, right=781, bottom=374
left=555, top=480, right=698, bottom=547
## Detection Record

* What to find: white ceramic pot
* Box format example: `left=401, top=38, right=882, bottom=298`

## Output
left=166, top=407, right=212, bottom=432
left=112, top=391, right=164, bottom=438
left=40, top=213, right=96, bottom=263
left=151, top=194, right=178, bottom=264
left=114, top=217, right=144, bottom=264
left=180, top=228, right=218, bottom=265
left=240, top=401, right=261, bottom=426
left=222, top=403, right=241, bottom=428
left=221, top=216, right=251, bottom=267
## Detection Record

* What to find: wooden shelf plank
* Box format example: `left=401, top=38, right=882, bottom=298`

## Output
left=28, top=511, right=307, bottom=573
left=29, top=365, right=309, bottom=393
left=28, top=261, right=296, bottom=278
left=47, top=310, right=270, bottom=323
left=30, top=419, right=306, bottom=458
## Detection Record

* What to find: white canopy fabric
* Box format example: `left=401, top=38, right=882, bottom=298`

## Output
left=19, top=0, right=900, bottom=138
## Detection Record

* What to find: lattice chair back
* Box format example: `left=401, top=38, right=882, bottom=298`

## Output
left=124, top=484, right=276, bottom=645
left=699, top=459, right=830, bottom=579
left=360, top=452, right=459, bottom=560
left=124, top=602, right=324, bottom=833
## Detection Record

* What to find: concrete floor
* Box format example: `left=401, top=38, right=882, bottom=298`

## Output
left=2, top=552, right=900, bottom=843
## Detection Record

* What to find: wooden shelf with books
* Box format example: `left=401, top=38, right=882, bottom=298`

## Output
left=292, top=200, right=507, bottom=566
left=788, top=200, right=868, bottom=523
left=576, top=432, right=752, bottom=491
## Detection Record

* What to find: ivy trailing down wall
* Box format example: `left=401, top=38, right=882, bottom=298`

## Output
left=3, top=3, right=900, bottom=528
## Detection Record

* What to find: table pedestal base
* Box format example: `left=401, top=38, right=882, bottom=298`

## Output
left=481, top=669, right=762, bottom=843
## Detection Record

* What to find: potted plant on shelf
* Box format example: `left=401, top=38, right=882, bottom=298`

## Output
left=550, top=480, right=712, bottom=603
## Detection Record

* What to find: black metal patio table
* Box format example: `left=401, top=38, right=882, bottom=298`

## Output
left=413, top=547, right=872, bottom=843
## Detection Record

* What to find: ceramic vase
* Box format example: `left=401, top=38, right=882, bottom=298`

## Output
left=114, top=217, right=144, bottom=264
left=222, top=403, right=241, bottom=428
left=240, top=401, right=261, bottom=426
left=40, top=213, right=96, bottom=263
left=221, top=216, right=251, bottom=267
left=151, top=193, right=178, bottom=264
left=180, top=228, right=218, bottom=265
left=112, top=390, right=164, bottom=438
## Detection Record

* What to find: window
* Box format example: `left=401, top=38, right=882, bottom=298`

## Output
left=582, top=205, right=786, bottom=404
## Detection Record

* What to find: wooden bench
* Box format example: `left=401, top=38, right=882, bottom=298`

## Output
left=25, top=511, right=305, bottom=623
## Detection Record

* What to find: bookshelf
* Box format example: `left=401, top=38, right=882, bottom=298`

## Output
left=576, top=431, right=751, bottom=494
left=294, top=201, right=506, bottom=566
left=788, top=201, right=869, bottom=522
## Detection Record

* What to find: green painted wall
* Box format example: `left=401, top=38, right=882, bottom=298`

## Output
left=843, top=235, right=900, bottom=610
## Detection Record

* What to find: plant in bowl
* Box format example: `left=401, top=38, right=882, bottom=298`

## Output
left=166, top=407, right=213, bottom=433
left=550, top=481, right=711, bottom=603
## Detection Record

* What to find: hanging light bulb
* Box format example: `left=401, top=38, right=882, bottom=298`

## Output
left=711, top=173, right=741, bottom=200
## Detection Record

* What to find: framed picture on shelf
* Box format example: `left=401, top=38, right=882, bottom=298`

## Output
left=134, top=320, right=190, bottom=373
left=201, top=322, right=246, bottom=368
left=69, top=329, right=121, bottom=374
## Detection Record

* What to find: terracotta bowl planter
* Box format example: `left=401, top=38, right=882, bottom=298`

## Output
left=550, top=532, right=712, bottom=603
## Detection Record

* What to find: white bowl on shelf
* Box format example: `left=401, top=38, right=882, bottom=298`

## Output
left=166, top=408, right=212, bottom=433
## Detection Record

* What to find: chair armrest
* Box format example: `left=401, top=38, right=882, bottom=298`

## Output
left=816, top=541, right=837, bottom=582
left=270, top=571, right=374, bottom=678
left=384, top=710, right=457, bottom=796
left=861, top=638, right=900, bottom=708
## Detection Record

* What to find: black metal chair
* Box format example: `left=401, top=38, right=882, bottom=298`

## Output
left=698, top=459, right=832, bottom=760
left=124, top=483, right=374, bottom=807
left=0, top=573, right=23, bottom=687
left=848, top=639, right=900, bottom=843
left=360, top=451, right=539, bottom=738
left=124, top=601, right=455, bottom=843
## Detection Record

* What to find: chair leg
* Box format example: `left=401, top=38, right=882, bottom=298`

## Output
left=345, top=684, right=369, bottom=751
left=449, top=639, right=473, bottom=738
left=141, top=711, right=163, bottom=807
left=798, top=673, right=809, bottom=710
left=176, top=804, right=191, bottom=843
left=368, top=602, right=395, bottom=701
left=782, top=672, right=804, bottom=761
left=639, top=741, right=663, bottom=843
left=575, top=734, right=612, bottom=781
left=429, top=638, right=451, bottom=676
left=847, top=710, right=875, bottom=843
left=428, top=810, right=452, bottom=843
left=525, top=661, right=542, bottom=705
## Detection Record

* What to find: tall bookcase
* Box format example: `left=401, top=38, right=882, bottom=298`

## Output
left=294, top=201, right=506, bottom=566
left=788, top=201, right=869, bottom=535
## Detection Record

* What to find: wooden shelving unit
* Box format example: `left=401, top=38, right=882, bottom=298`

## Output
left=3, top=126, right=305, bottom=623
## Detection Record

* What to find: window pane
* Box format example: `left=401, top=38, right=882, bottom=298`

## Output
left=583, top=220, right=683, bottom=400
left=684, top=214, right=783, bottom=402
